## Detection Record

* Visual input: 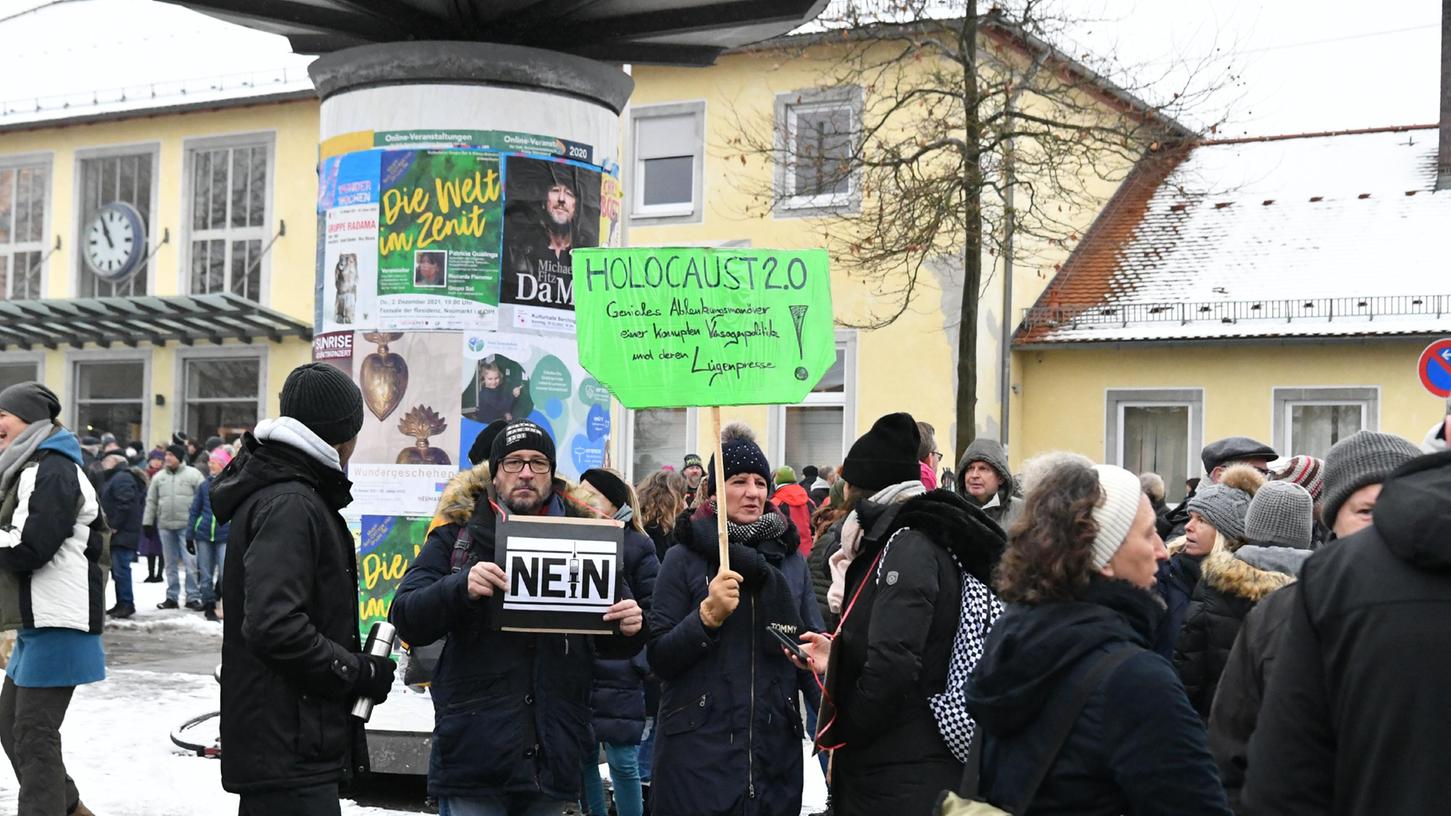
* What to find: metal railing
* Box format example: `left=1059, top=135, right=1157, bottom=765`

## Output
left=1021, top=294, right=1451, bottom=330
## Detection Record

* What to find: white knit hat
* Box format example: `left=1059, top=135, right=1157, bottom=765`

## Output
left=1090, top=464, right=1145, bottom=570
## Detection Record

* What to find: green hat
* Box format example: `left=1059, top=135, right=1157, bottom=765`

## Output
left=773, top=465, right=797, bottom=486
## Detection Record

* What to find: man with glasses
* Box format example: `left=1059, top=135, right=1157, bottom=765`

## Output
left=391, top=419, right=646, bottom=816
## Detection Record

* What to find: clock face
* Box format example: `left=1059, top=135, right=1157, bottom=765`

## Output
left=84, top=204, right=143, bottom=279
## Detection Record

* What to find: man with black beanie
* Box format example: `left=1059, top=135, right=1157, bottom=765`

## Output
left=213, top=363, right=391, bottom=816
left=391, top=418, right=645, bottom=814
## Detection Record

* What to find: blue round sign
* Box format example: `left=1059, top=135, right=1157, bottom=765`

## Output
left=1418, top=339, right=1451, bottom=398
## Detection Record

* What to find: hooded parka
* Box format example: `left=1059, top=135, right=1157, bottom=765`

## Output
left=955, top=439, right=1022, bottom=528
left=1172, top=545, right=1307, bottom=718
left=1243, top=449, right=1451, bottom=816
left=214, top=431, right=368, bottom=794
left=965, top=578, right=1231, bottom=816
left=820, top=490, right=1005, bottom=816
left=646, top=505, right=824, bottom=816
left=388, top=466, right=645, bottom=802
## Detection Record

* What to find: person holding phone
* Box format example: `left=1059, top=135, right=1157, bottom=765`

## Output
left=647, top=423, right=822, bottom=816
left=789, top=413, right=1007, bottom=816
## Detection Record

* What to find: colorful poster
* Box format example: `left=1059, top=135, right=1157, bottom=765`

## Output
left=458, top=330, right=610, bottom=480
left=358, top=515, right=433, bottom=640
left=499, top=156, right=602, bottom=334
left=348, top=331, right=464, bottom=518
left=319, top=151, right=381, bottom=333
left=372, top=129, right=594, bottom=164
left=312, top=330, right=354, bottom=373
left=571, top=247, right=836, bottom=408
left=377, top=150, right=503, bottom=331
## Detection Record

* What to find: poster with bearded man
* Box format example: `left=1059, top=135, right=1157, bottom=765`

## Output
left=500, top=155, right=602, bottom=333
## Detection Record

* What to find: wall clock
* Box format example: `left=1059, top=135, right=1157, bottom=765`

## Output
left=84, top=201, right=146, bottom=283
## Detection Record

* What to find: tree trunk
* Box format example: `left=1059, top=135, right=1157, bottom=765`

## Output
left=955, top=3, right=983, bottom=459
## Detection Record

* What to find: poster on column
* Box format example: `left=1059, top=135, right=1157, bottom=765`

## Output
left=376, top=150, right=503, bottom=331
left=459, top=330, right=611, bottom=482
left=498, top=155, right=603, bottom=334
left=318, top=151, right=381, bottom=333
left=348, top=331, right=464, bottom=518
left=358, top=515, right=432, bottom=640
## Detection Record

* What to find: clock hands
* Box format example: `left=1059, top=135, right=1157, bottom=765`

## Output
left=99, top=213, right=115, bottom=249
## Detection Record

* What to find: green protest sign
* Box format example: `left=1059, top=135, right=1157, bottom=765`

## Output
left=572, top=247, right=834, bottom=408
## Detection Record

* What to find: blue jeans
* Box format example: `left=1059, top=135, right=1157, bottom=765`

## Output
left=110, top=546, right=135, bottom=607
left=437, top=794, right=573, bottom=816
left=580, top=742, right=642, bottom=816
left=159, top=528, right=198, bottom=603
left=195, top=539, right=224, bottom=605
left=637, top=717, right=655, bottom=783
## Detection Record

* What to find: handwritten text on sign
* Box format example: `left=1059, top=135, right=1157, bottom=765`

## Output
left=572, top=247, right=834, bottom=408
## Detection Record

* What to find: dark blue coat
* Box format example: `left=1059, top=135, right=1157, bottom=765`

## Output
left=589, top=527, right=660, bottom=746
left=390, top=479, right=646, bottom=802
left=646, top=509, right=824, bottom=816
left=965, top=577, right=1230, bottom=816
left=100, top=466, right=146, bottom=551
left=1153, top=551, right=1204, bottom=659
left=188, top=478, right=230, bottom=544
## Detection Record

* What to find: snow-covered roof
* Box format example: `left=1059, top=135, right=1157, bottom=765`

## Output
left=1016, top=125, right=1451, bottom=345
left=0, top=0, right=313, bottom=132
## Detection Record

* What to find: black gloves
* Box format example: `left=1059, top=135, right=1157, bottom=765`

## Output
left=185, top=537, right=196, bottom=555
left=352, top=653, right=395, bottom=704
left=144, top=524, right=157, bottom=539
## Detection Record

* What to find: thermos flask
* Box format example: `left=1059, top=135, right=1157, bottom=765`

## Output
left=350, top=621, right=396, bottom=722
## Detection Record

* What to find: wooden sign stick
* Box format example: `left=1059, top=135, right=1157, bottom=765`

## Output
left=711, top=405, right=730, bottom=576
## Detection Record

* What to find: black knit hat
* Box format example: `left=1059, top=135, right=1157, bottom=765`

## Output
left=468, top=419, right=508, bottom=467
left=582, top=468, right=631, bottom=512
left=841, top=412, right=921, bottom=492
left=0, top=382, right=60, bottom=424
left=490, top=419, right=557, bottom=476
left=166, top=444, right=187, bottom=463
left=279, top=363, right=364, bottom=446
left=707, top=423, right=772, bottom=497
left=683, top=453, right=703, bottom=470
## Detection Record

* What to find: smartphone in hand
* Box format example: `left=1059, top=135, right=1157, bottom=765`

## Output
left=768, top=627, right=808, bottom=662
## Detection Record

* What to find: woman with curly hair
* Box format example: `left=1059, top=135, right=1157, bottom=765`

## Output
left=964, top=453, right=1230, bottom=816
left=636, top=469, right=686, bottom=563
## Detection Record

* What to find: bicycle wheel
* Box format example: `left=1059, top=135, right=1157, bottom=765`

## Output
left=171, top=710, right=221, bottom=759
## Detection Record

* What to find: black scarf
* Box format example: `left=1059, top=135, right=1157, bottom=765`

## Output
left=676, top=502, right=806, bottom=653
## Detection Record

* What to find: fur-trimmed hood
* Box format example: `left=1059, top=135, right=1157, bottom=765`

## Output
left=433, top=463, right=593, bottom=526
left=1199, top=547, right=1297, bottom=603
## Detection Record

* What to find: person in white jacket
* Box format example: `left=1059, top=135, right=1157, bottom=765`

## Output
left=143, top=442, right=204, bottom=610
left=0, top=381, right=106, bottom=816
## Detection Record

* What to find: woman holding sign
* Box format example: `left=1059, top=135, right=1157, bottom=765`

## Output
left=647, top=423, right=824, bottom=816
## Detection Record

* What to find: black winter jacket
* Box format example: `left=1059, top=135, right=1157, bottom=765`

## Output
left=646, top=506, right=824, bottom=816
left=215, top=435, right=367, bottom=794
left=822, top=491, right=1004, bottom=816
left=100, top=466, right=146, bottom=551
left=965, top=577, right=1231, bottom=816
left=589, top=527, right=660, bottom=746
left=389, top=467, right=645, bottom=801
left=1207, top=583, right=1298, bottom=813
left=1153, top=548, right=1204, bottom=659
left=1243, top=449, right=1451, bottom=816
left=806, top=517, right=843, bottom=630
left=1172, top=546, right=1304, bottom=718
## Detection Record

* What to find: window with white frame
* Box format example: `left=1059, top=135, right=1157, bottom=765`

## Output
left=0, top=161, right=47, bottom=300
left=186, top=138, right=271, bottom=300
left=632, top=103, right=703, bottom=221
left=78, top=150, right=154, bottom=297
left=772, top=333, right=857, bottom=473
left=630, top=407, right=697, bottom=481
left=182, top=355, right=262, bottom=442
left=1106, top=389, right=1203, bottom=504
left=775, top=87, right=860, bottom=213
left=1273, top=387, right=1376, bottom=461
left=74, top=359, right=145, bottom=441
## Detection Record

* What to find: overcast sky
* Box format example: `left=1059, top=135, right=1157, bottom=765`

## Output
left=2, top=0, right=1443, bottom=138
left=1056, top=0, right=1442, bottom=137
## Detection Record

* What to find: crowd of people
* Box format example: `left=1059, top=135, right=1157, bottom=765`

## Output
left=0, top=362, right=1448, bottom=816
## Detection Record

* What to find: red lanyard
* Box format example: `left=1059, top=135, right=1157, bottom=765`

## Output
left=813, top=545, right=888, bottom=750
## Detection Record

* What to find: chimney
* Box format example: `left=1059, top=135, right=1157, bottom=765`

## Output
left=1440, top=0, right=1451, bottom=189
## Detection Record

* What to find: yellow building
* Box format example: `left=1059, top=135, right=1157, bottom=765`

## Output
left=1013, top=127, right=1451, bottom=502
left=1, top=2, right=1165, bottom=472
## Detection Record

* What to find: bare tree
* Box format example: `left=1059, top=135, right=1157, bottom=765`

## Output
left=722, top=0, right=1234, bottom=455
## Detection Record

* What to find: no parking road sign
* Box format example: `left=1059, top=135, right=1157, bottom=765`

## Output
left=1418, top=339, right=1451, bottom=398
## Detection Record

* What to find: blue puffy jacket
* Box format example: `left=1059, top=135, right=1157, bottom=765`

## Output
left=188, top=478, right=229, bottom=543
left=589, top=528, right=659, bottom=746
left=647, top=506, right=823, bottom=816
left=390, top=471, right=646, bottom=802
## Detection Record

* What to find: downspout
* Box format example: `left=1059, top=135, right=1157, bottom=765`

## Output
left=998, top=54, right=1044, bottom=448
